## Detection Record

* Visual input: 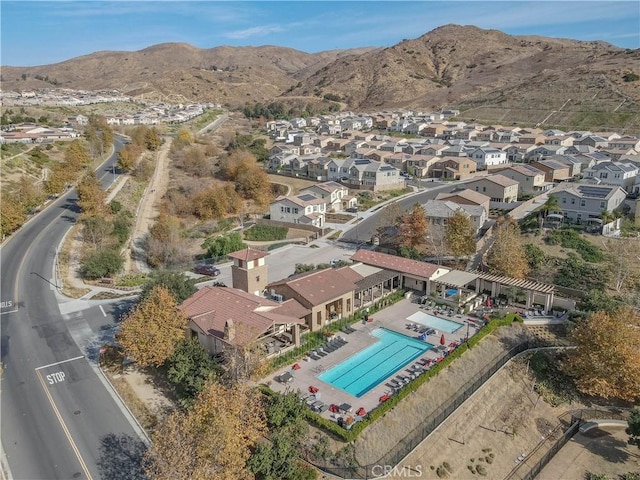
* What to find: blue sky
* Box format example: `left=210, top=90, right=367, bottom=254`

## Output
left=2, top=1, right=639, bottom=66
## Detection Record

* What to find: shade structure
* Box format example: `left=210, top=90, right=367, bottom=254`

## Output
left=292, top=363, right=301, bottom=370
left=308, top=385, right=319, bottom=394
left=356, top=407, right=367, bottom=417
left=440, top=333, right=446, bottom=345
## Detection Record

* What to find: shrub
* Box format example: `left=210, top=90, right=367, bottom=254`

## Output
left=623, top=72, right=639, bottom=82
left=476, top=465, right=487, bottom=476
left=436, top=465, right=448, bottom=478
left=82, top=249, right=124, bottom=279
left=244, top=224, right=288, bottom=241
left=545, top=230, right=604, bottom=262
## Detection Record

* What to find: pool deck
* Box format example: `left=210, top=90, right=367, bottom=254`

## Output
left=265, top=298, right=483, bottom=426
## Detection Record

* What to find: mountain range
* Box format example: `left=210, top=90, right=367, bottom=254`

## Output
left=2, top=25, right=639, bottom=130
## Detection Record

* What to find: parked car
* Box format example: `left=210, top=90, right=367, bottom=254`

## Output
left=346, top=207, right=358, bottom=213
left=194, top=264, right=220, bottom=276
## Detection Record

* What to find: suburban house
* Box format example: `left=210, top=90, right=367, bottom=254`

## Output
left=299, top=181, right=356, bottom=212
left=465, top=174, right=519, bottom=203
left=430, top=156, right=477, bottom=180
left=607, top=136, right=640, bottom=151
left=422, top=199, right=487, bottom=233
left=346, top=159, right=403, bottom=191
left=469, top=147, right=508, bottom=169
left=530, top=159, right=572, bottom=183
left=306, top=156, right=336, bottom=181
left=269, top=193, right=327, bottom=227
left=549, top=184, right=628, bottom=223
left=492, top=164, right=550, bottom=195
left=582, top=161, right=639, bottom=191
left=406, top=155, right=440, bottom=178
left=435, top=189, right=491, bottom=215
left=546, top=155, right=583, bottom=177
left=526, top=145, right=568, bottom=161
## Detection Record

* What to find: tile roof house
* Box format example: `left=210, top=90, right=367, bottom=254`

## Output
left=350, top=249, right=449, bottom=295
left=436, top=188, right=491, bottom=215
left=181, top=286, right=308, bottom=356
left=530, top=160, right=572, bottom=183
left=430, top=156, right=477, bottom=180
left=582, top=161, right=639, bottom=191
left=269, top=193, right=326, bottom=227
left=491, top=164, right=550, bottom=194
left=422, top=199, right=487, bottom=233
left=469, top=147, right=508, bottom=169
left=267, top=267, right=363, bottom=332
left=299, top=181, right=356, bottom=212
left=549, top=184, right=627, bottom=223
left=464, top=174, right=519, bottom=202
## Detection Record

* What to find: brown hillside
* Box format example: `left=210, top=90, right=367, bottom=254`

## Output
left=2, top=25, right=639, bottom=130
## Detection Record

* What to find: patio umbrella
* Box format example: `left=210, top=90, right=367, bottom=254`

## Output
left=486, top=296, right=491, bottom=307
left=379, top=394, right=391, bottom=403
left=292, top=363, right=301, bottom=370
left=356, top=407, right=367, bottom=417
left=309, top=385, right=319, bottom=394
left=440, top=333, right=446, bottom=345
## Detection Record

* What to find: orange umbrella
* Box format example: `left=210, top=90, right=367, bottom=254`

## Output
left=440, top=333, right=446, bottom=345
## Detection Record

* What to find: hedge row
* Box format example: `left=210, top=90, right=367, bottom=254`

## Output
left=263, top=312, right=523, bottom=442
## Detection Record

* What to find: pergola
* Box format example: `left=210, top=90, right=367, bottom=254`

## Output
left=432, top=270, right=555, bottom=311
left=351, top=263, right=401, bottom=307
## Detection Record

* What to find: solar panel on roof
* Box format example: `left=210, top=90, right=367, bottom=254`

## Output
left=354, top=159, right=370, bottom=165
left=577, top=186, right=611, bottom=198
left=299, top=194, right=317, bottom=201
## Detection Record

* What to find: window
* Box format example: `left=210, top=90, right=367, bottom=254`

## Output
left=316, top=312, right=322, bottom=326
left=482, top=187, right=486, bottom=192
left=600, top=201, right=606, bottom=209
left=256, top=275, right=260, bottom=282
left=580, top=200, right=586, bottom=207
left=571, top=198, right=575, bottom=204
left=562, top=197, right=566, bottom=204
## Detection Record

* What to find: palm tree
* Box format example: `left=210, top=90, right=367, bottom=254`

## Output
left=542, top=194, right=560, bottom=217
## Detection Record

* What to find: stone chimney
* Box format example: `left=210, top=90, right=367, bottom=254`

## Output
left=223, top=319, right=235, bottom=342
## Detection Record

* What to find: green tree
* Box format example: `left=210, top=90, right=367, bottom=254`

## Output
left=164, top=339, right=221, bottom=405
left=140, top=271, right=197, bottom=304
left=117, top=286, right=187, bottom=367
left=201, top=232, right=247, bottom=258
left=563, top=307, right=640, bottom=401
left=524, top=243, right=546, bottom=270
left=145, top=127, right=161, bottom=151
left=444, top=210, right=476, bottom=264
left=543, top=195, right=561, bottom=217
left=248, top=390, right=310, bottom=480
left=82, top=249, right=124, bottom=279
left=0, top=197, right=26, bottom=237
left=627, top=407, right=640, bottom=449
left=487, top=219, right=530, bottom=279
left=64, top=140, right=91, bottom=170
left=577, top=289, right=621, bottom=313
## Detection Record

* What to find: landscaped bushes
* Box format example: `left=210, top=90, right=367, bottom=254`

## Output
left=545, top=230, right=605, bottom=262
left=244, top=224, right=288, bottom=241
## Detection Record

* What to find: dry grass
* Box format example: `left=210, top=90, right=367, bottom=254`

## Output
left=107, top=373, right=160, bottom=432
left=58, top=225, right=91, bottom=298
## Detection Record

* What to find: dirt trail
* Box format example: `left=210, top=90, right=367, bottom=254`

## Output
left=124, top=138, right=172, bottom=274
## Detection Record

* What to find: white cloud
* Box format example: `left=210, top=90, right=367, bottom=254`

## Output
left=225, top=24, right=285, bottom=39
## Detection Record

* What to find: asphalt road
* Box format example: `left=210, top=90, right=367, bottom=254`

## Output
left=340, top=181, right=460, bottom=243
left=1, top=138, right=147, bottom=480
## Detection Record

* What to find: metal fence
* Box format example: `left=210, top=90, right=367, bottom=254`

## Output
left=302, top=341, right=535, bottom=479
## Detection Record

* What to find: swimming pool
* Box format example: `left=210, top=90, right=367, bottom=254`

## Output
left=318, top=328, right=432, bottom=398
left=445, top=288, right=458, bottom=297
left=407, top=311, right=464, bottom=333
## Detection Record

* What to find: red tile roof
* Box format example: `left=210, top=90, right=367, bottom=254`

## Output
left=180, top=286, right=304, bottom=346
left=227, top=248, right=269, bottom=262
left=351, top=249, right=442, bottom=278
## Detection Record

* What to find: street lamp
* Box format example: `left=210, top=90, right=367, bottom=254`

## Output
left=112, top=164, right=116, bottom=184
left=466, top=321, right=470, bottom=343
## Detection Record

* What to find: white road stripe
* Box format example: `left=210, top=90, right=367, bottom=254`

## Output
left=0, top=309, right=18, bottom=315
left=35, top=355, right=85, bottom=371
left=99, top=305, right=107, bottom=317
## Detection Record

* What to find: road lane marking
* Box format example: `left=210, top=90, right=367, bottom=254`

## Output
left=0, top=310, right=18, bottom=316
left=35, top=369, right=93, bottom=480
left=35, top=355, right=85, bottom=371
left=99, top=305, right=106, bottom=317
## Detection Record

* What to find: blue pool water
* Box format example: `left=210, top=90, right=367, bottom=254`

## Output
left=407, top=311, right=464, bottom=334
left=445, top=288, right=458, bottom=297
left=318, top=328, right=432, bottom=398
